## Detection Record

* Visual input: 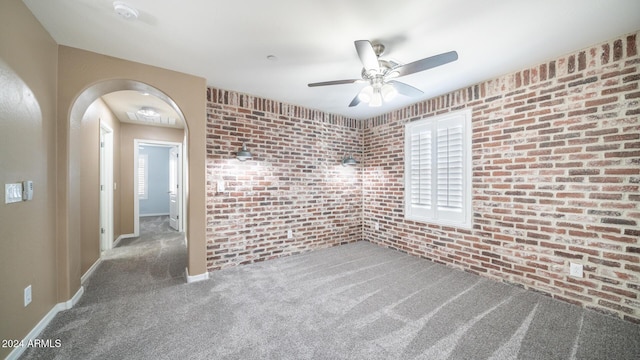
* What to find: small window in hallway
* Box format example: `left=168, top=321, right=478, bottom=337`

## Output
left=138, top=153, right=148, bottom=199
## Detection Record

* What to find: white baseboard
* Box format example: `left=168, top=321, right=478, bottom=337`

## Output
left=185, top=267, right=209, bottom=283
left=6, top=286, right=84, bottom=360
left=63, top=286, right=84, bottom=310
left=81, top=259, right=101, bottom=284
left=140, top=213, right=170, bottom=217
left=113, top=233, right=136, bottom=248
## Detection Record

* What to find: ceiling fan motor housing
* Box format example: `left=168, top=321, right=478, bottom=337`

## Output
left=362, top=59, right=400, bottom=79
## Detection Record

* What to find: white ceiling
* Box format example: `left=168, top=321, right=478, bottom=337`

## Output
left=23, top=0, right=640, bottom=120
left=101, top=90, right=184, bottom=129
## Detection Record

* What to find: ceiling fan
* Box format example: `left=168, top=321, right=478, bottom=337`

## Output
left=308, top=40, right=458, bottom=107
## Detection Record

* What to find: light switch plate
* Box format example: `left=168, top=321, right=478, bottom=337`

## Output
left=5, top=183, right=23, bottom=204
left=24, top=285, right=32, bottom=307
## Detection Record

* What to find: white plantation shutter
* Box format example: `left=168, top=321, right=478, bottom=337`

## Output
left=410, top=130, right=432, bottom=208
left=405, top=120, right=435, bottom=220
left=138, top=154, right=148, bottom=200
left=405, top=110, right=471, bottom=228
left=437, top=126, right=463, bottom=208
left=436, top=117, right=465, bottom=223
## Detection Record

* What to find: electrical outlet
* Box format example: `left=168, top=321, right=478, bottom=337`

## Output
left=374, top=222, right=380, bottom=231
left=287, top=229, right=293, bottom=239
left=569, top=262, right=583, bottom=278
left=24, top=285, right=32, bottom=307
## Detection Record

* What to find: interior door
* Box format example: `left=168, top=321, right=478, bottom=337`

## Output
left=99, top=124, right=114, bottom=251
left=99, top=128, right=107, bottom=249
left=169, top=146, right=180, bottom=231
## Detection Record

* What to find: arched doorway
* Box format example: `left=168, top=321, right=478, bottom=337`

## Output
left=56, top=46, right=208, bottom=304
left=68, top=80, right=202, bottom=288
left=68, top=80, right=189, bottom=284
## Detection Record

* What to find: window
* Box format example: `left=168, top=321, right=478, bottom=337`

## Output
left=404, top=109, right=472, bottom=228
left=138, top=153, right=148, bottom=200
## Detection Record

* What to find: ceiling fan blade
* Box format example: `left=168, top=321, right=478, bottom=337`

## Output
left=348, top=93, right=361, bottom=107
left=395, top=51, right=458, bottom=77
left=354, top=40, right=380, bottom=72
left=388, top=80, right=424, bottom=97
left=308, top=79, right=361, bottom=87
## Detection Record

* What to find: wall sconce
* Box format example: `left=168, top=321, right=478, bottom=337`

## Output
left=236, top=143, right=253, bottom=161
left=342, top=153, right=357, bottom=166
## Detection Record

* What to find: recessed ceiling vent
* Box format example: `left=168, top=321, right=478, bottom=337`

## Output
left=113, top=1, right=139, bottom=20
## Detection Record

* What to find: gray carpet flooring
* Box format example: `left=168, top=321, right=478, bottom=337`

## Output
left=20, top=216, right=640, bottom=359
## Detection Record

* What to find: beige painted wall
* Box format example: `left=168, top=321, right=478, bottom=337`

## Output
left=57, top=46, right=208, bottom=302
left=119, top=123, right=185, bottom=234
left=0, top=2, right=207, bottom=352
left=0, top=0, right=59, bottom=358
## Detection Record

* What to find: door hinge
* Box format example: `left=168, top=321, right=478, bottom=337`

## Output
left=100, top=185, right=104, bottom=191
left=100, top=141, right=105, bottom=148
left=100, top=228, right=105, bottom=234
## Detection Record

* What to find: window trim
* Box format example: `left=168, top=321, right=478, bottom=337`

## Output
left=404, top=109, right=472, bottom=229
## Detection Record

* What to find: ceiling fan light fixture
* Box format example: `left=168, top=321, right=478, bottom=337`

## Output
left=358, top=85, right=373, bottom=103
left=370, top=89, right=383, bottom=107
left=308, top=40, right=458, bottom=109
left=381, top=84, right=398, bottom=101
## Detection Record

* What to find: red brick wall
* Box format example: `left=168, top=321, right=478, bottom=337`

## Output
left=363, top=31, right=640, bottom=323
left=205, top=31, right=639, bottom=323
left=206, top=89, right=362, bottom=270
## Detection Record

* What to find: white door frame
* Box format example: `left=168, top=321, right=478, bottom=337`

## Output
left=99, top=122, right=114, bottom=252
left=168, top=145, right=182, bottom=231
left=133, top=139, right=184, bottom=236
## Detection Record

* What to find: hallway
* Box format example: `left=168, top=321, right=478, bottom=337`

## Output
left=101, top=215, right=186, bottom=283
left=20, top=216, right=187, bottom=359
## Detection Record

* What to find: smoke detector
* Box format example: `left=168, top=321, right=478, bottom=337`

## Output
left=113, top=1, right=139, bottom=20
